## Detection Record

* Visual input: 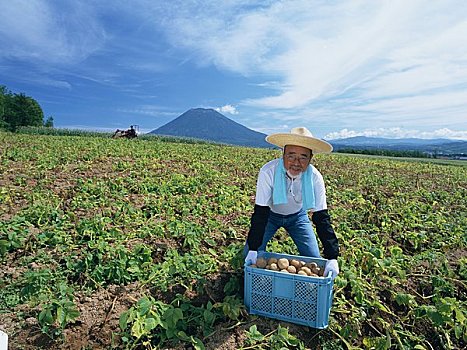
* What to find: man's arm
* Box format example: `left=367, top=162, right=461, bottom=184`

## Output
left=246, top=204, right=270, bottom=251
left=312, top=209, right=339, bottom=259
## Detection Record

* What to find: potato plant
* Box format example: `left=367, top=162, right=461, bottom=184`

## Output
left=0, top=131, right=466, bottom=349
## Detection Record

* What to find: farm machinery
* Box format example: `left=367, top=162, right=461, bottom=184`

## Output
left=112, top=125, right=139, bottom=139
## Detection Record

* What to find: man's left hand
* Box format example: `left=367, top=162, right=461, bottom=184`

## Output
left=323, top=259, right=339, bottom=280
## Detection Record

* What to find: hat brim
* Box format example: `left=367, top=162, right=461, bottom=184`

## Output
left=266, top=134, right=333, bottom=154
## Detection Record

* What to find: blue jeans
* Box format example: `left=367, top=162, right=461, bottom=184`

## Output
left=245, top=209, right=321, bottom=258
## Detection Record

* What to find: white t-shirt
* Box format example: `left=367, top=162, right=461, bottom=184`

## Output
left=255, top=159, right=327, bottom=215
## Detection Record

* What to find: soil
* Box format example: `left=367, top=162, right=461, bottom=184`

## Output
left=3, top=283, right=144, bottom=350
left=2, top=135, right=466, bottom=350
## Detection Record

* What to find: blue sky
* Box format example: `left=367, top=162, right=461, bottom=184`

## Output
left=1, top=1, right=467, bottom=140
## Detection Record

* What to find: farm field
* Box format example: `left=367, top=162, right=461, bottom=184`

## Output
left=0, top=131, right=466, bottom=350
left=333, top=152, right=467, bottom=167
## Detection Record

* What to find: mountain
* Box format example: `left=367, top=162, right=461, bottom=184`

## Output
left=328, top=136, right=467, bottom=154
left=149, top=108, right=270, bottom=148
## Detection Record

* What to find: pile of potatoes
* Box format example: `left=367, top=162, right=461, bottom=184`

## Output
left=251, top=257, right=324, bottom=277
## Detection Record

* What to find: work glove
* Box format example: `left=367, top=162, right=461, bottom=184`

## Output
left=323, top=259, right=339, bottom=280
left=245, top=250, right=258, bottom=265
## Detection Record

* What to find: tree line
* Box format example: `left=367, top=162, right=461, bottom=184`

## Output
left=335, top=148, right=431, bottom=158
left=0, top=85, right=53, bottom=131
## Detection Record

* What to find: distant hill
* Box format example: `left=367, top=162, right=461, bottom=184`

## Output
left=328, top=136, right=467, bottom=155
left=149, top=108, right=270, bottom=148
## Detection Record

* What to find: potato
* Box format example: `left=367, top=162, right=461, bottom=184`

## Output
left=280, top=269, right=289, bottom=273
left=267, top=257, right=278, bottom=265
left=277, top=258, right=289, bottom=270
left=256, top=258, right=267, bottom=268
left=311, top=267, right=320, bottom=275
left=309, top=273, right=318, bottom=277
left=299, top=260, right=306, bottom=267
left=305, top=262, right=318, bottom=270
left=297, top=270, right=308, bottom=276
left=299, top=266, right=312, bottom=276
left=290, top=259, right=301, bottom=269
left=287, top=265, right=297, bottom=274
left=250, top=264, right=257, bottom=268
left=268, top=263, right=278, bottom=271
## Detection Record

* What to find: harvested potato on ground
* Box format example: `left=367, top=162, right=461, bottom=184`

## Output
left=290, top=259, right=301, bottom=269
left=277, top=258, right=289, bottom=270
left=287, top=265, right=297, bottom=274
left=267, top=257, right=278, bottom=265
left=256, top=258, right=267, bottom=268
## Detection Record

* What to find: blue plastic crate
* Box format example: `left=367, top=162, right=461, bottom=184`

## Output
left=244, top=252, right=334, bottom=329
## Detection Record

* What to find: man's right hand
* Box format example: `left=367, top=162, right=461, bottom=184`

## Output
left=323, top=259, right=339, bottom=280
left=245, top=250, right=258, bottom=265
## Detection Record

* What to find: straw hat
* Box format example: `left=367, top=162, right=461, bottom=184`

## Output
left=266, top=127, right=333, bottom=154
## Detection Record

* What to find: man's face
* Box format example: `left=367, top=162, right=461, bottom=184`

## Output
left=283, top=145, right=312, bottom=177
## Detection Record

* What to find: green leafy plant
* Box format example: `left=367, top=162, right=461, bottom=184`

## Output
left=1, top=131, right=466, bottom=349
left=244, top=325, right=305, bottom=349
left=119, top=295, right=212, bottom=349
left=38, top=298, right=80, bottom=338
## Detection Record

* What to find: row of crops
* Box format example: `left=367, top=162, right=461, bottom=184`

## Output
left=0, top=131, right=466, bottom=349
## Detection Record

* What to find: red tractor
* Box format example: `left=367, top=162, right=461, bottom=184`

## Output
left=112, top=125, right=138, bottom=139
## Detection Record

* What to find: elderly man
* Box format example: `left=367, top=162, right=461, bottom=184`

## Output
left=245, top=127, right=340, bottom=279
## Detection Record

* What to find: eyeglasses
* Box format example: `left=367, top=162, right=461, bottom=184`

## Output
left=285, top=154, right=310, bottom=163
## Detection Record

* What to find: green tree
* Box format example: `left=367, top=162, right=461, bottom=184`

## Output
left=44, top=116, right=54, bottom=128
left=3, top=93, right=44, bottom=131
left=0, top=86, right=10, bottom=129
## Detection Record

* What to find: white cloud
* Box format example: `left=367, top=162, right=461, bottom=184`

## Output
left=325, top=128, right=467, bottom=140
left=148, top=1, right=467, bottom=134
left=0, top=1, right=106, bottom=64
left=2, top=1, right=466, bottom=138
left=215, top=104, right=238, bottom=115
left=151, top=1, right=418, bottom=103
